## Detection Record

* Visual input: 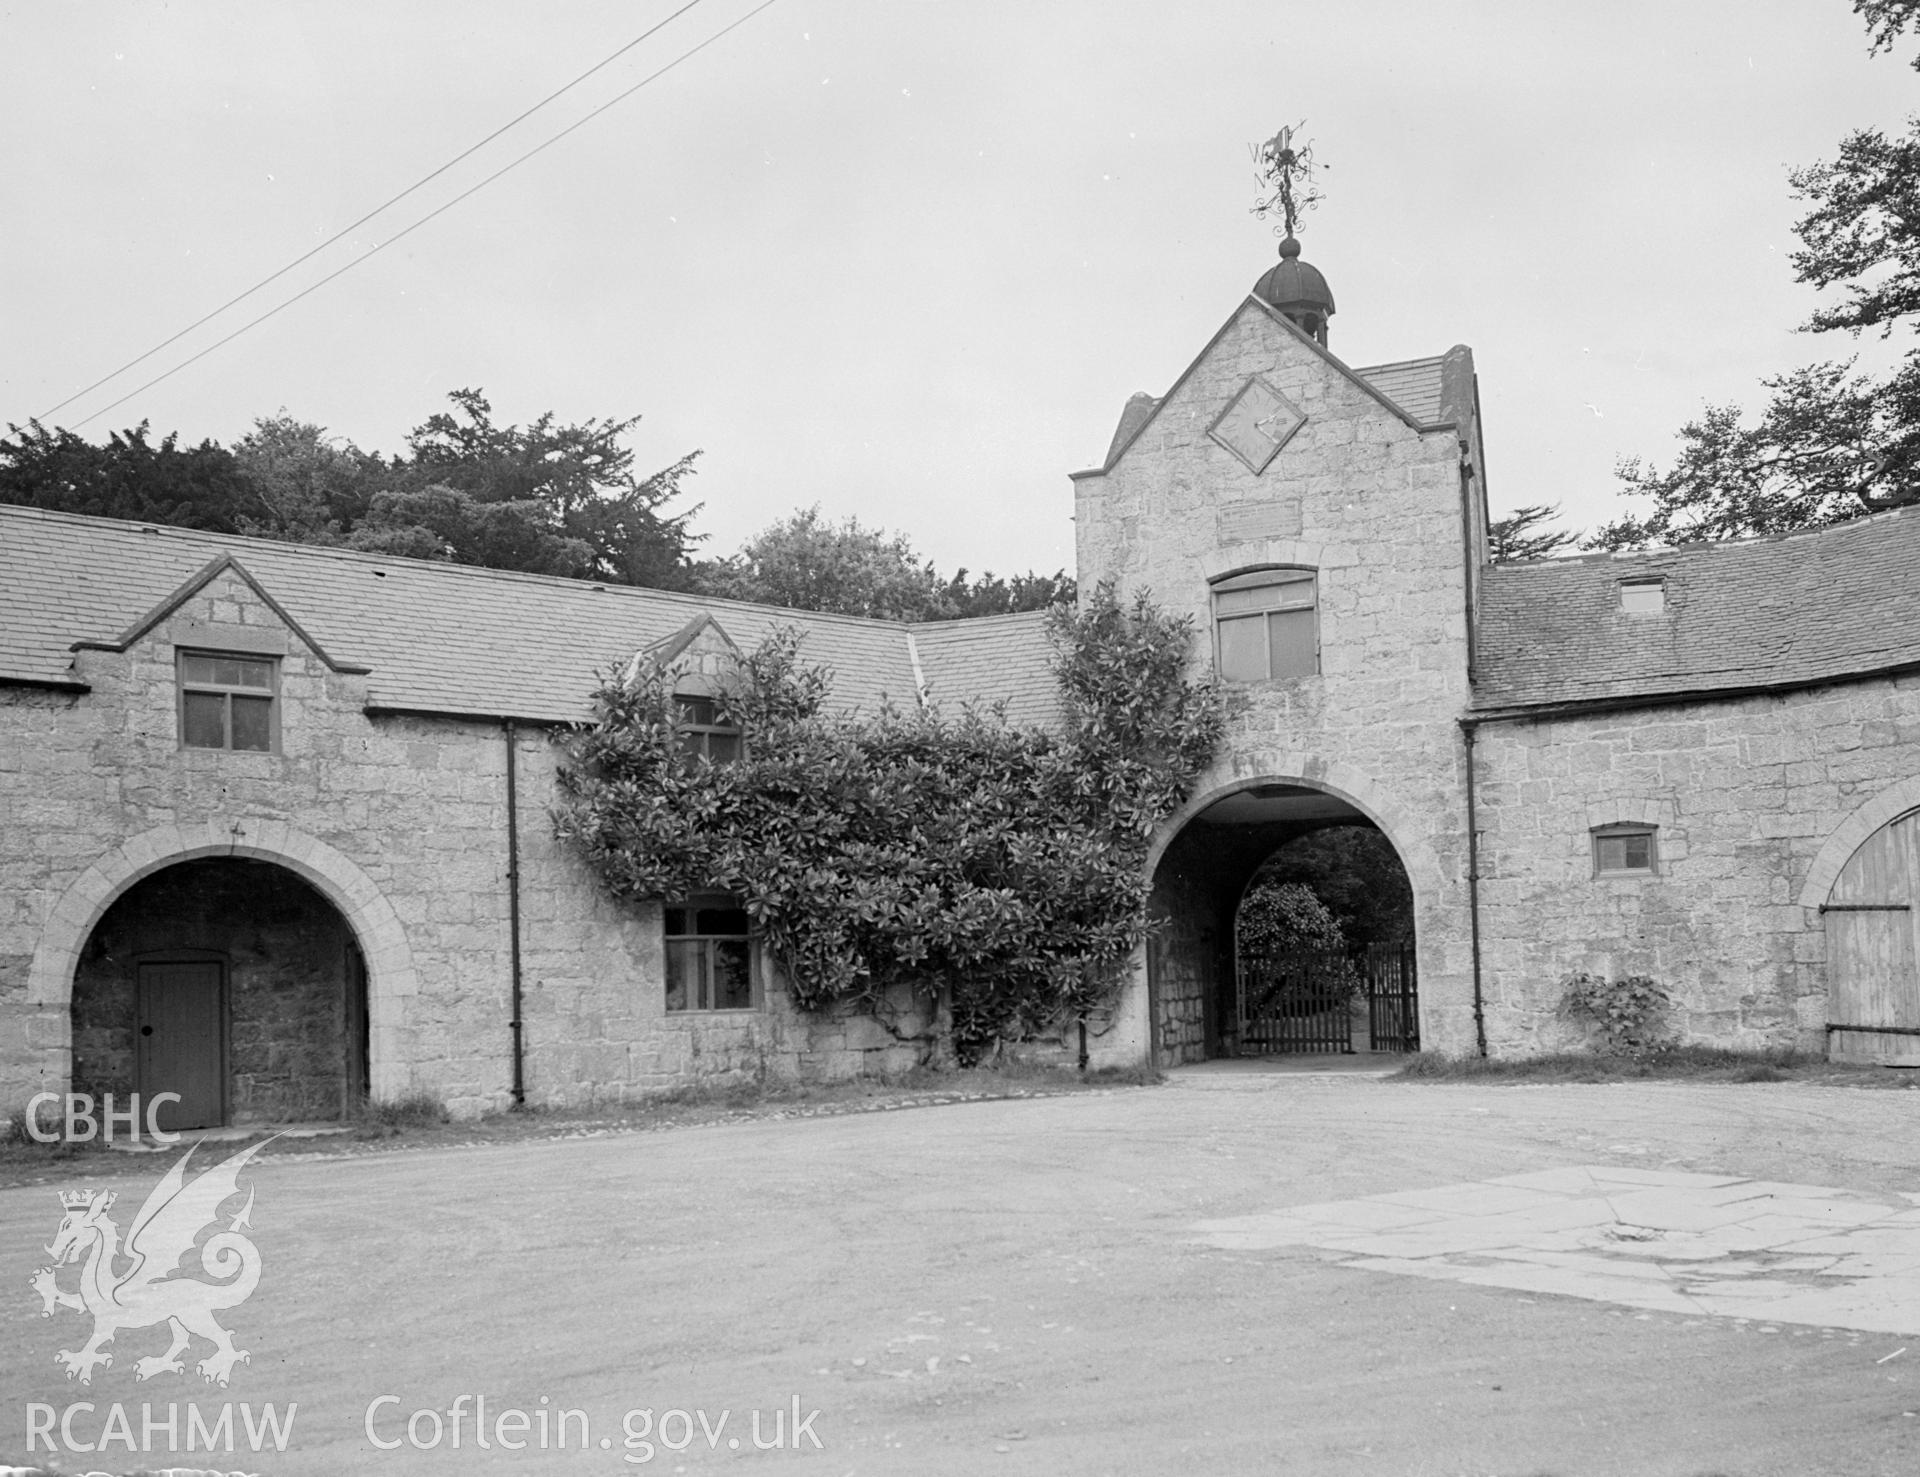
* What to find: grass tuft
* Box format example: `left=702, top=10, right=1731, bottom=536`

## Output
left=1388, top=1044, right=1910, bottom=1087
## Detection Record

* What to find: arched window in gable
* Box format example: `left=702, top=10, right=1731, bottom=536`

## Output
left=1211, top=567, right=1319, bottom=682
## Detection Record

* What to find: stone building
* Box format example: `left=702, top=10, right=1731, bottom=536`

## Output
left=6, top=231, right=1920, bottom=1126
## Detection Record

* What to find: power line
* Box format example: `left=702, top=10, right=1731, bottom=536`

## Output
left=67, top=0, right=780, bottom=432
left=40, top=0, right=716, bottom=425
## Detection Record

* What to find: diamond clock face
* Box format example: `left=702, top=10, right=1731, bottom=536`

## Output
left=1208, top=377, right=1306, bottom=474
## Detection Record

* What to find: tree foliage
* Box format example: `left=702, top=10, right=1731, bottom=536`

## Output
left=0, top=421, right=255, bottom=533
left=552, top=582, right=1224, bottom=1063
left=397, top=388, right=701, bottom=587
left=1591, top=4, right=1920, bottom=550
left=1250, top=825, right=1413, bottom=948
left=1237, top=882, right=1346, bottom=961
left=698, top=505, right=1074, bottom=621
left=4, top=389, right=703, bottom=587
left=1488, top=503, right=1580, bottom=562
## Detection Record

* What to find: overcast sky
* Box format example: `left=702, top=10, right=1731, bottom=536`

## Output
left=5, top=1, right=1915, bottom=577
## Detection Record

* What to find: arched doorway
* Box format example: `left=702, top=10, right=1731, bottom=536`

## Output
left=70, top=859, right=369, bottom=1129
left=28, top=819, right=417, bottom=1117
left=1822, top=808, right=1920, bottom=1065
left=1146, top=781, right=1420, bottom=1066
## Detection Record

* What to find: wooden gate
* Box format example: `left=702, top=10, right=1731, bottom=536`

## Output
left=1238, top=942, right=1418, bottom=1056
left=1360, top=941, right=1419, bottom=1053
left=1826, top=810, right=1920, bottom=1065
left=1238, top=951, right=1356, bottom=1054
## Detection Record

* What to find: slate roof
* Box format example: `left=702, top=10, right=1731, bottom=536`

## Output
left=1354, top=357, right=1447, bottom=426
left=912, top=612, right=1064, bottom=726
left=0, top=505, right=1062, bottom=726
left=1474, top=508, right=1920, bottom=711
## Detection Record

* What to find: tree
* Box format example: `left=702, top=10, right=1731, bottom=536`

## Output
left=0, top=420, right=255, bottom=533
left=1590, top=4, right=1920, bottom=551
left=1252, top=826, right=1412, bottom=949
left=396, top=388, right=702, bottom=587
left=700, top=505, right=1075, bottom=621
left=1237, top=882, right=1346, bottom=960
left=231, top=412, right=389, bottom=543
left=700, top=506, right=943, bottom=619
left=939, top=567, right=1078, bottom=618
left=1489, top=503, right=1579, bottom=562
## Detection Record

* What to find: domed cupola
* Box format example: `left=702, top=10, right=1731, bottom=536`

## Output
left=1253, top=235, right=1335, bottom=347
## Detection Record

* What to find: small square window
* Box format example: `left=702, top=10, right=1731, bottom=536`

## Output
left=177, top=651, right=278, bottom=752
left=1593, top=826, right=1658, bottom=877
left=1620, top=580, right=1665, bottom=615
left=664, top=898, right=756, bottom=1011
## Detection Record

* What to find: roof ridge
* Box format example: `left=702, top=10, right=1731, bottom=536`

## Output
left=1352, top=354, right=1448, bottom=375
left=1489, top=504, right=1920, bottom=570
left=914, top=609, right=1058, bottom=630
left=0, top=501, right=956, bottom=637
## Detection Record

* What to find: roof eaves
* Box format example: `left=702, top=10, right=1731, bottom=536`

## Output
left=1464, top=652, right=1920, bottom=725
left=363, top=702, right=570, bottom=727
left=0, top=673, right=91, bottom=694
left=69, top=553, right=373, bottom=674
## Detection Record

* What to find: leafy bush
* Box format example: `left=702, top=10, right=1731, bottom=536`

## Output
left=1559, top=971, right=1675, bottom=1058
left=554, top=582, right=1225, bottom=1063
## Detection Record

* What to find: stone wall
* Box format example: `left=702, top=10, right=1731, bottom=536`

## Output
left=1472, top=674, right=1920, bottom=1053
left=0, top=566, right=963, bottom=1121
left=1075, top=300, right=1483, bottom=1056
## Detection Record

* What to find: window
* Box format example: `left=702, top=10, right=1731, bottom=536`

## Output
left=664, top=900, right=755, bottom=1011
left=1593, top=825, right=1658, bottom=877
left=674, top=694, right=742, bottom=763
left=1212, top=569, right=1318, bottom=682
left=178, top=652, right=277, bottom=752
left=1619, top=580, right=1666, bottom=615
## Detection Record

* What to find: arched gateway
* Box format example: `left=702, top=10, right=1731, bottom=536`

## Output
left=1143, top=763, right=1442, bottom=1067
left=26, top=819, right=417, bottom=1112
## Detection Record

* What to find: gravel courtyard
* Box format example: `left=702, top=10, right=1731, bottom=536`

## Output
left=5, top=1068, right=1920, bottom=1476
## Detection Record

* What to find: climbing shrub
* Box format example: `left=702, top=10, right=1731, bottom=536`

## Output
left=1559, top=971, right=1675, bottom=1059
left=553, top=582, right=1226, bottom=1063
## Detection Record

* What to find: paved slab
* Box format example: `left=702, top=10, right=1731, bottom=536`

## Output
left=1194, top=1167, right=1920, bottom=1333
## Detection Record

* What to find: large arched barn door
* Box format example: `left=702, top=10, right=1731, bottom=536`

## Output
left=1827, top=810, right=1920, bottom=1064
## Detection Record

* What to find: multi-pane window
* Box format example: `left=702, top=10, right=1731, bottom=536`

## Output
left=1212, top=569, right=1318, bottom=682
left=674, top=694, right=742, bottom=763
left=664, top=900, right=754, bottom=1011
left=178, top=652, right=276, bottom=752
left=1593, top=825, right=1658, bottom=877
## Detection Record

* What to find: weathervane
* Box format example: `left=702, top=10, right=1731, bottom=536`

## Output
left=1249, top=122, right=1324, bottom=239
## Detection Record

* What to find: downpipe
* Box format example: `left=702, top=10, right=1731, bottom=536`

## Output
left=504, top=719, right=527, bottom=1107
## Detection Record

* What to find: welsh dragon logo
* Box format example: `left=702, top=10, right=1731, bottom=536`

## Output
left=30, top=1139, right=270, bottom=1386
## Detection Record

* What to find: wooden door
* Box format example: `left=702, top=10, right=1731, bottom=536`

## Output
left=1827, top=811, right=1920, bottom=1065
left=136, top=959, right=227, bottom=1130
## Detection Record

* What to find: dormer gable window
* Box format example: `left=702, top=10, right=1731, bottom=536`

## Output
left=1619, top=579, right=1666, bottom=615
left=674, top=691, right=742, bottom=763
left=177, top=651, right=278, bottom=752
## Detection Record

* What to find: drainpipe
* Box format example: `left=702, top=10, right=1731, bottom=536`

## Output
left=1462, top=721, right=1489, bottom=1058
left=504, top=719, right=527, bottom=1107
